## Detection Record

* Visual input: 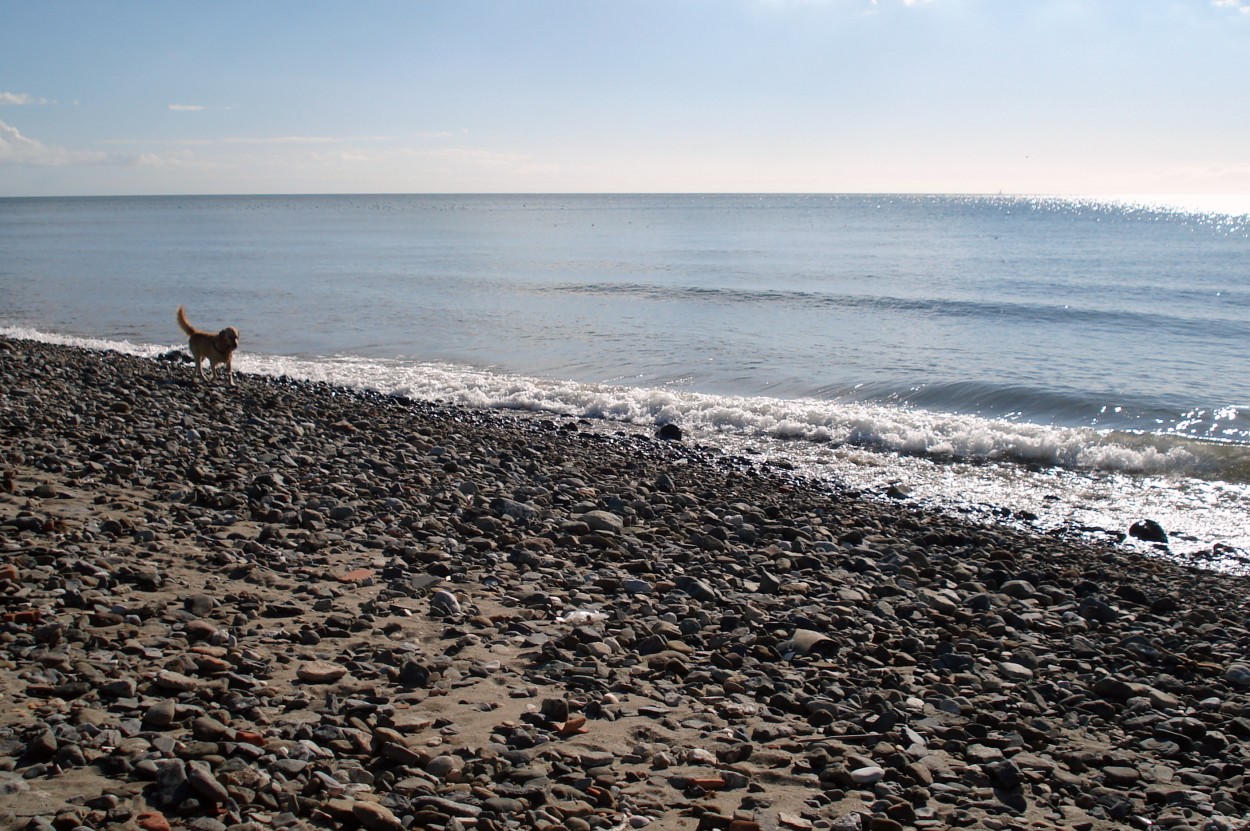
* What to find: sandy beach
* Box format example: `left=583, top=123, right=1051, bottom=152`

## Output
left=2, top=335, right=1249, bottom=831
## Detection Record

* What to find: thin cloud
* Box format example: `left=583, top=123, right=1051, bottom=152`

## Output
left=0, top=120, right=81, bottom=165
left=169, top=104, right=207, bottom=112
left=229, top=135, right=393, bottom=145
left=1213, top=0, right=1250, bottom=11
left=759, top=0, right=931, bottom=7
left=102, top=134, right=396, bottom=146
left=0, top=118, right=144, bottom=167
left=0, top=92, right=53, bottom=106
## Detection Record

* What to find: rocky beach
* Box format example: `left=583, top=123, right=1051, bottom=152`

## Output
left=1, top=335, right=1249, bottom=831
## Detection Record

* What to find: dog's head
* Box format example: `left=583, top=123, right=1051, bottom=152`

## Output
left=215, top=327, right=240, bottom=354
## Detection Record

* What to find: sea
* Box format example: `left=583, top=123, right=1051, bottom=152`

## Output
left=2, top=193, right=1248, bottom=571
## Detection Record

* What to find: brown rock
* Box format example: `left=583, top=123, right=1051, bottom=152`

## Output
left=352, top=800, right=405, bottom=831
left=296, top=660, right=348, bottom=684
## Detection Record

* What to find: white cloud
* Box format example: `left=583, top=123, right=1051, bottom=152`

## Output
left=1213, top=0, right=1250, bottom=11
left=0, top=120, right=69, bottom=164
left=0, top=92, right=52, bottom=106
left=169, top=104, right=207, bottom=111
left=0, top=119, right=141, bottom=167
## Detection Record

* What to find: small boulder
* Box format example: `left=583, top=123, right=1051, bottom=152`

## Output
left=296, top=661, right=348, bottom=684
left=1129, top=519, right=1168, bottom=544
left=655, top=423, right=683, bottom=441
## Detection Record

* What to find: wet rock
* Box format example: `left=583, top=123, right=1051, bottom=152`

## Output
left=656, top=423, right=683, bottom=441
left=1130, top=519, right=1168, bottom=543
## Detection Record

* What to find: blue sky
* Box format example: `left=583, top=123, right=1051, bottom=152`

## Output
left=2, top=0, right=1248, bottom=197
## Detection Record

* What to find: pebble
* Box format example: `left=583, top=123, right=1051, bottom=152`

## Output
left=1, top=337, right=1249, bottom=831
left=296, top=661, right=348, bottom=683
left=351, top=800, right=405, bottom=831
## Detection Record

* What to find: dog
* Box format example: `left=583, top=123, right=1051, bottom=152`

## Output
left=176, top=305, right=239, bottom=386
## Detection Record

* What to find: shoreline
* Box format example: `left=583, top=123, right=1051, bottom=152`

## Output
left=2, top=336, right=1249, bottom=831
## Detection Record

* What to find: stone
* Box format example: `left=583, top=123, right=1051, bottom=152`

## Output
left=1129, top=519, right=1168, bottom=543
left=296, top=661, right=348, bottom=683
left=3, top=338, right=1250, bottom=831
left=186, top=760, right=230, bottom=803
left=850, top=766, right=885, bottom=785
left=998, top=661, right=1034, bottom=681
left=1103, top=765, right=1142, bottom=787
left=351, top=800, right=405, bottom=831
left=580, top=510, right=625, bottom=533
left=655, top=423, right=683, bottom=441
left=1225, top=664, right=1250, bottom=687
left=144, top=699, right=178, bottom=728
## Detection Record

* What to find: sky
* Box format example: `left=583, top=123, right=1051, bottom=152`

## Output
left=1, top=0, right=1248, bottom=198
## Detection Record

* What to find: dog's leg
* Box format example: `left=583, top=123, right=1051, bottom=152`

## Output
left=194, top=358, right=206, bottom=383
left=226, top=357, right=234, bottom=386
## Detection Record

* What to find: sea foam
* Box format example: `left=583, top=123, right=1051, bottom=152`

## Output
left=6, top=327, right=1249, bottom=568
left=4, top=326, right=1235, bottom=483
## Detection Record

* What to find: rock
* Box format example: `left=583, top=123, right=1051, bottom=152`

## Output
left=785, top=628, right=838, bottom=658
left=144, top=699, right=178, bottom=728
left=1225, top=664, right=1250, bottom=687
left=985, top=759, right=1022, bottom=790
left=184, top=619, right=218, bottom=641
left=998, top=579, right=1036, bottom=599
left=136, top=812, right=172, bottom=831
left=351, top=800, right=405, bottom=831
left=296, top=661, right=348, bottom=683
left=1129, top=519, right=1168, bottom=543
left=429, top=589, right=462, bottom=616
left=3, top=338, right=1250, bottom=831
left=186, top=760, right=230, bottom=803
left=580, top=510, right=625, bottom=534
left=192, top=715, right=231, bottom=741
left=25, top=729, right=56, bottom=761
left=850, top=766, right=885, bottom=785
left=425, top=754, right=459, bottom=779
left=1103, top=765, right=1142, bottom=787
left=184, top=594, right=216, bottom=616
left=655, top=423, right=683, bottom=441
left=998, top=661, right=1034, bottom=681
left=153, top=670, right=203, bottom=692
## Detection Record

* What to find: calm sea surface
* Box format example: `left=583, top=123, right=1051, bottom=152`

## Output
left=2, top=194, right=1248, bottom=567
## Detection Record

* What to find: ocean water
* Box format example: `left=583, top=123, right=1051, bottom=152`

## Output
left=2, top=193, right=1248, bottom=569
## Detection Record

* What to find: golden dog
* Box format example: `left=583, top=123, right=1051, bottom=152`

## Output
left=176, top=305, right=239, bottom=386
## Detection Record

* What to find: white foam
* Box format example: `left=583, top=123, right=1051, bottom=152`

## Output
left=7, top=328, right=1248, bottom=566
left=235, top=349, right=1235, bottom=483
left=1, top=327, right=1232, bottom=481
left=0, top=327, right=176, bottom=360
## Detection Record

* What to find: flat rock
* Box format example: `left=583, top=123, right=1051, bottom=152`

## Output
left=296, top=660, right=348, bottom=683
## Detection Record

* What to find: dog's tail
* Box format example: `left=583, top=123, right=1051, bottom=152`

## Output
left=176, top=305, right=196, bottom=336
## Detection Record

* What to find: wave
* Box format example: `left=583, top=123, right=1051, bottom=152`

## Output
left=229, top=356, right=1250, bottom=484
left=535, top=282, right=1250, bottom=340
left=5, top=326, right=1247, bottom=484
left=18, top=325, right=1250, bottom=486
left=9, top=326, right=1250, bottom=568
